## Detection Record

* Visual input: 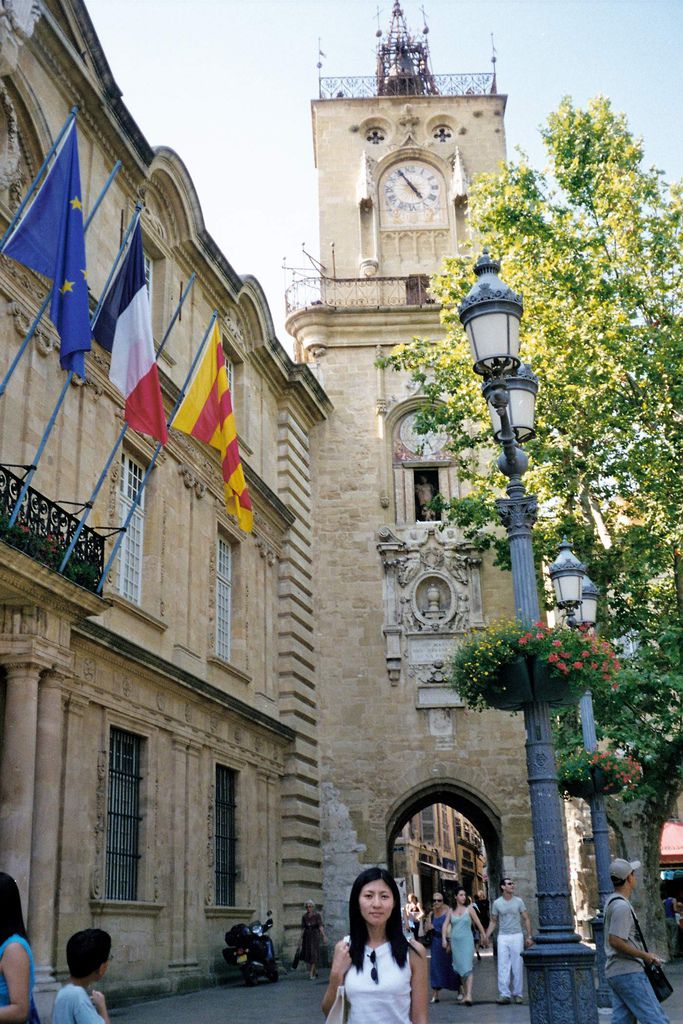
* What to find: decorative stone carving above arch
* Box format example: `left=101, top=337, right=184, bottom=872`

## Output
left=377, top=523, right=484, bottom=698
left=0, top=0, right=42, bottom=77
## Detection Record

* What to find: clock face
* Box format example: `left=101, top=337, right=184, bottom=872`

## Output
left=398, top=413, right=448, bottom=458
left=382, top=163, right=444, bottom=224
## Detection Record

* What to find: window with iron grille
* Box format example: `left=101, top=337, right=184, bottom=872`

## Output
left=215, top=536, right=232, bottom=661
left=106, top=727, right=142, bottom=901
left=117, top=453, right=145, bottom=604
left=215, top=765, right=236, bottom=905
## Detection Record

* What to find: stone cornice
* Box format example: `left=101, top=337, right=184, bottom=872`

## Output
left=0, top=540, right=109, bottom=620
left=74, top=620, right=296, bottom=744
left=286, top=302, right=444, bottom=342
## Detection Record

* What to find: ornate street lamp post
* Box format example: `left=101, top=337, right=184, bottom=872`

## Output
left=548, top=544, right=612, bottom=1008
left=458, top=252, right=599, bottom=1023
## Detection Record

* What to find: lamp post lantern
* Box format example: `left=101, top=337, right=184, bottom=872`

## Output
left=459, top=253, right=599, bottom=1024
left=548, top=545, right=612, bottom=1008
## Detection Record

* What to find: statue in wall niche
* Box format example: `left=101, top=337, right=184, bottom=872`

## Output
left=415, top=474, right=436, bottom=520
left=454, top=591, right=470, bottom=632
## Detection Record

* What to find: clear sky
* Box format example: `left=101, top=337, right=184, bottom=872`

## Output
left=84, top=0, right=682, bottom=348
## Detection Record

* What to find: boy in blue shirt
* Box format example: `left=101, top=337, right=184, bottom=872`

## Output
left=53, top=929, right=111, bottom=1024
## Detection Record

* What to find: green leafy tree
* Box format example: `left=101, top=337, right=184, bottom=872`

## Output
left=384, top=96, right=683, bottom=932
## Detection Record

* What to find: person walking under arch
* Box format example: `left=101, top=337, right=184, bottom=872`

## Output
left=485, top=878, right=533, bottom=1004
left=443, top=886, right=488, bottom=1005
left=423, top=893, right=460, bottom=1003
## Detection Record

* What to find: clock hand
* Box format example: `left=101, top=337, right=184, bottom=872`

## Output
left=397, top=169, right=423, bottom=199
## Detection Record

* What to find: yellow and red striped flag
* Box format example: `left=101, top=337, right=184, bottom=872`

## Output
left=172, top=322, right=253, bottom=532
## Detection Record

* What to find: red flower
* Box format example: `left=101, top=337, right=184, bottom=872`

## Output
left=611, top=683, right=619, bottom=690
left=551, top=640, right=562, bottom=647
left=572, top=661, right=583, bottom=670
left=519, top=637, right=529, bottom=645
left=590, top=662, right=598, bottom=670
left=581, top=650, right=590, bottom=658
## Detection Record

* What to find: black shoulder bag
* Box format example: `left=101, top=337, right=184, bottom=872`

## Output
left=611, top=897, right=674, bottom=1003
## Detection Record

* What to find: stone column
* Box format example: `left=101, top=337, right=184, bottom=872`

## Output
left=29, top=670, right=67, bottom=1018
left=169, top=738, right=188, bottom=966
left=0, top=661, right=41, bottom=901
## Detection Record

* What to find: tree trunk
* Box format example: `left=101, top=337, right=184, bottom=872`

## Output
left=606, top=797, right=670, bottom=956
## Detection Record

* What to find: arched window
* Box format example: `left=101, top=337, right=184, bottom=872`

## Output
left=392, top=410, right=453, bottom=525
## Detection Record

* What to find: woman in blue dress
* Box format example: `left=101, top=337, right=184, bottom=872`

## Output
left=0, top=872, right=35, bottom=1023
left=443, top=887, right=488, bottom=1005
left=423, top=893, right=460, bottom=1004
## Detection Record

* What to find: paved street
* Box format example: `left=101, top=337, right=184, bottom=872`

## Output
left=111, top=951, right=683, bottom=1023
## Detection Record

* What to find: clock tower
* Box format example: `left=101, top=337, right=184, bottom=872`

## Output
left=286, top=3, right=532, bottom=945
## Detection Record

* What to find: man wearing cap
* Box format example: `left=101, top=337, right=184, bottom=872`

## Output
left=604, top=857, right=670, bottom=1023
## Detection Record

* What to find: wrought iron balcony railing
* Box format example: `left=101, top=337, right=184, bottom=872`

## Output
left=319, top=72, right=496, bottom=100
left=0, top=463, right=104, bottom=592
left=285, top=274, right=437, bottom=315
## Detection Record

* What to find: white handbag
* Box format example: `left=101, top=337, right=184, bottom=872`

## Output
left=325, top=985, right=348, bottom=1024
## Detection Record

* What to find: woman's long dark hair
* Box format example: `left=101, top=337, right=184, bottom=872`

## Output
left=348, top=867, right=409, bottom=971
left=0, top=873, right=28, bottom=945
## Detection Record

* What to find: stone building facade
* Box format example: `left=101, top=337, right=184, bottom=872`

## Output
left=0, top=0, right=329, bottom=1016
left=285, top=6, right=538, bottom=946
left=0, top=0, right=597, bottom=1015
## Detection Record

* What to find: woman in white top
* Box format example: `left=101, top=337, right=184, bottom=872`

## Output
left=322, top=867, right=428, bottom=1024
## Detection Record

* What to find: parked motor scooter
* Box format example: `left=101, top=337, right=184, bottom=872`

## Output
left=223, top=914, right=279, bottom=986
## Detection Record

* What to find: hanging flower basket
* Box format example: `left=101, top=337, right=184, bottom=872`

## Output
left=530, top=658, right=578, bottom=707
left=557, top=749, right=642, bottom=801
left=488, top=657, right=534, bottom=710
left=450, top=619, right=621, bottom=713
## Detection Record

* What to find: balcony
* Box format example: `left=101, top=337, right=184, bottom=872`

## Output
left=285, top=274, right=437, bottom=316
left=319, top=72, right=496, bottom=100
left=0, top=464, right=104, bottom=592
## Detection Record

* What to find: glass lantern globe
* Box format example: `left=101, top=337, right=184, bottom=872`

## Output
left=482, top=363, right=538, bottom=442
left=577, top=574, right=599, bottom=628
left=458, top=250, right=523, bottom=376
left=548, top=539, right=586, bottom=608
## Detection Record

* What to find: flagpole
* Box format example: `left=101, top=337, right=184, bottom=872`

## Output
left=156, top=272, right=197, bottom=360
left=91, top=203, right=142, bottom=327
left=0, top=107, right=78, bottom=250
left=96, top=309, right=218, bottom=594
left=84, top=160, right=122, bottom=232
left=57, top=273, right=197, bottom=575
left=0, top=160, right=123, bottom=397
left=7, top=201, right=143, bottom=527
left=7, top=372, right=73, bottom=526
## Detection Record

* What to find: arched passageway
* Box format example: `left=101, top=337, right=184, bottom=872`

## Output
left=387, top=781, right=504, bottom=909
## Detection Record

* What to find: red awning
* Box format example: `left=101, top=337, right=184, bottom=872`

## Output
left=661, top=821, right=683, bottom=864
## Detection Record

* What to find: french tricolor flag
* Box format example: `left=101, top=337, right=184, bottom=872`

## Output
left=93, top=222, right=167, bottom=443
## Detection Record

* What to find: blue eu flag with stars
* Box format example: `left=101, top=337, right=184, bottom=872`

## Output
left=2, top=122, right=92, bottom=376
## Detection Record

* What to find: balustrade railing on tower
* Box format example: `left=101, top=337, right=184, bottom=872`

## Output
left=318, top=72, right=496, bottom=100
left=285, top=274, right=436, bottom=315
